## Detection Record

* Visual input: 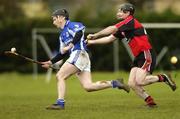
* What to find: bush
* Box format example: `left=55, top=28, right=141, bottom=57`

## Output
left=0, top=8, right=179, bottom=72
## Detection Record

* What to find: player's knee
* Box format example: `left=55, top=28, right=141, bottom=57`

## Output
left=85, top=88, right=93, bottom=92
left=135, top=80, right=145, bottom=86
left=84, top=87, right=93, bottom=92
left=82, top=84, right=93, bottom=92
left=56, top=72, right=67, bottom=81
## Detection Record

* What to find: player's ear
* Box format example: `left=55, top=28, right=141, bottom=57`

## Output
left=62, top=16, right=66, bottom=20
left=128, top=11, right=131, bottom=15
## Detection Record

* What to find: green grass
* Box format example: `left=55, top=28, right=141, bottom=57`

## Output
left=0, top=71, right=180, bottom=119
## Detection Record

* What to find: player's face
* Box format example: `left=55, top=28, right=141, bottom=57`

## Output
left=116, top=9, right=130, bottom=20
left=52, top=16, right=65, bottom=28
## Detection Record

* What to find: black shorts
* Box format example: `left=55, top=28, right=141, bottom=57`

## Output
left=132, top=49, right=156, bottom=74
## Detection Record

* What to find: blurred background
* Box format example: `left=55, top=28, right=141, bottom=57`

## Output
left=0, top=0, right=180, bottom=73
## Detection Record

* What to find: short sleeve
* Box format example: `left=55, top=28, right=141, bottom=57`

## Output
left=68, top=22, right=85, bottom=37
left=112, top=29, right=125, bottom=39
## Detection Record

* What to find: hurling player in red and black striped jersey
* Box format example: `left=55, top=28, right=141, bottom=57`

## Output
left=87, top=3, right=176, bottom=107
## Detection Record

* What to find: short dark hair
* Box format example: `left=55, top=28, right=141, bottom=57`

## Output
left=52, top=9, right=69, bottom=20
left=119, top=3, right=135, bottom=15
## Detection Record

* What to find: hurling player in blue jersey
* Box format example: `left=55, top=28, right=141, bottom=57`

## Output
left=41, top=9, right=130, bottom=110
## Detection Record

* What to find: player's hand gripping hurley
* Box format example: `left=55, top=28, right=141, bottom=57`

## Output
left=4, top=51, right=58, bottom=70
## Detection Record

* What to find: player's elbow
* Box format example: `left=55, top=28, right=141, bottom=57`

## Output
left=107, top=25, right=118, bottom=33
left=106, top=35, right=116, bottom=43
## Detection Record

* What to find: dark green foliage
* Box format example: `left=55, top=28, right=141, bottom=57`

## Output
left=0, top=7, right=180, bottom=72
left=136, top=9, right=180, bottom=22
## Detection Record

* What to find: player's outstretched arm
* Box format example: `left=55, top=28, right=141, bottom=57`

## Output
left=88, top=35, right=116, bottom=45
left=87, top=26, right=117, bottom=40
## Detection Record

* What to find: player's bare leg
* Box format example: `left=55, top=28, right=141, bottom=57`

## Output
left=135, top=68, right=157, bottom=107
left=56, top=62, right=79, bottom=99
left=128, top=68, right=149, bottom=98
left=143, top=75, right=159, bottom=85
left=46, top=62, right=79, bottom=110
left=128, top=67, right=156, bottom=107
left=77, top=71, right=112, bottom=91
left=134, top=68, right=176, bottom=91
left=77, top=71, right=129, bottom=92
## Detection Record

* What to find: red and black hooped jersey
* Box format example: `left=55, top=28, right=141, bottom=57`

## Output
left=113, top=15, right=152, bottom=57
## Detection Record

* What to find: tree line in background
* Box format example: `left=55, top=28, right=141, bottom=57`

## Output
left=0, top=1, right=180, bottom=72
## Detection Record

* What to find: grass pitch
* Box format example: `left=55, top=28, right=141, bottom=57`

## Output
left=0, top=71, right=179, bottom=119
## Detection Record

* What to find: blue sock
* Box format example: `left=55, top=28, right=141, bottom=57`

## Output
left=111, top=80, right=117, bottom=88
left=56, top=99, right=65, bottom=107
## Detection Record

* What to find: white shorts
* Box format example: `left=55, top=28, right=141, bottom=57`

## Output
left=66, top=50, right=91, bottom=72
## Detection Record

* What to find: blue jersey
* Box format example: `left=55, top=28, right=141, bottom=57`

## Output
left=59, top=20, right=87, bottom=54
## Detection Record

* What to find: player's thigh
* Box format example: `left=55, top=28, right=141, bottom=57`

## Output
left=135, top=68, right=147, bottom=84
left=76, top=71, right=92, bottom=86
left=128, top=67, right=138, bottom=86
left=57, top=62, right=79, bottom=79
